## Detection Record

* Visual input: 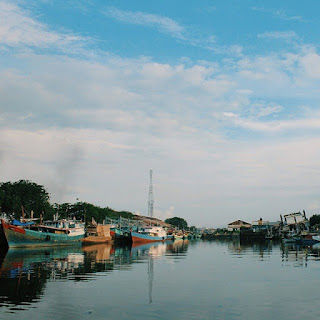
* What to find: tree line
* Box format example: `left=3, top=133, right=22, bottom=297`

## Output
left=0, top=180, right=133, bottom=224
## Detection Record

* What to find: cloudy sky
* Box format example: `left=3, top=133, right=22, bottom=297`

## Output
left=1, top=0, right=320, bottom=227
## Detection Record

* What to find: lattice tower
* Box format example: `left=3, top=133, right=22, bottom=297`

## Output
left=148, top=170, right=154, bottom=218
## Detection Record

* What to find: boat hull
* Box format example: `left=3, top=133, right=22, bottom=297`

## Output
left=131, top=232, right=173, bottom=244
left=2, top=222, right=84, bottom=248
left=283, top=234, right=320, bottom=245
left=111, top=227, right=132, bottom=242
left=82, top=235, right=112, bottom=244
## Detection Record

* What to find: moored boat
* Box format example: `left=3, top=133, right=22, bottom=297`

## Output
left=82, top=224, right=112, bottom=245
left=283, top=232, right=320, bottom=245
left=106, top=217, right=132, bottom=242
left=131, top=226, right=173, bottom=244
left=112, top=227, right=132, bottom=242
left=1, top=219, right=85, bottom=248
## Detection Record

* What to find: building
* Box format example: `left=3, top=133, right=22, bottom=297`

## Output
left=252, top=218, right=270, bottom=232
left=227, top=220, right=251, bottom=231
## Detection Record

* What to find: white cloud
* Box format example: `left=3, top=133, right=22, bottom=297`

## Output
left=258, top=31, right=297, bottom=40
left=103, top=7, right=243, bottom=56
left=248, top=101, right=283, bottom=118
left=252, top=7, right=304, bottom=22
left=2, top=1, right=320, bottom=226
left=156, top=206, right=175, bottom=221
left=105, top=7, right=184, bottom=38
left=2, top=126, right=320, bottom=227
left=299, top=51, right=320, bottom=79
left=221, top=112, right=320, bottom=132
left=0, top=1, right=86, bottom=50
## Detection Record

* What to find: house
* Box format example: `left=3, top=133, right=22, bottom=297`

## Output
left=227, top=220, right=251, bottom=231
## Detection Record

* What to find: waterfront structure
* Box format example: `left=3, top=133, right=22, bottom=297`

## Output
left=280, top=211, right=316, bottom=243
left=252, top=218, right=270, bottom=232
left=227, top=220, right=251, bottom=231
left=281, top=211, right=309, bottom=235
left=282, top=212, right=309, bottom=228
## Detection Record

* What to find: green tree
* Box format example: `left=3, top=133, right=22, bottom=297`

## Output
left=0, top=180, right=53, bottom=219
left=310, top=214, right=320, bottom=227
left=0, top=180, right=134, bottom=224
left=165, top=217, right=188, bottom=230
left=52, top=201, right=134, bottom=224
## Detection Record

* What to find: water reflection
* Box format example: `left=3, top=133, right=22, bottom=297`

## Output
left=130, top=241, right=189, bottom=304
left=0, top=240, right=189, bottom=312
left=2, top=239, right=320, bottom=318
left=280, top=242, right=320, bottom=268
left=210, top=238, right=320, bottom=266
left=227, top=239, right=274, bottom=260
left=166, top=239, right=190, bottom=255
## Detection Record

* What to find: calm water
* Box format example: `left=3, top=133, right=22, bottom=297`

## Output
left=1, top=239, right=320, bottom=320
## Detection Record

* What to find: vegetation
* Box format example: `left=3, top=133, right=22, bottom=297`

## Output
left=310, top=214, right=320, bottom=227
left=0, top=180, right=53, bottom=220
left=165, top=216, right=188, bottom=230
left=52, top=202, right=133, bottom=224
left=0, top=180, right=133, bottom=224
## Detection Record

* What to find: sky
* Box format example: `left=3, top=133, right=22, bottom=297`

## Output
left=1, top=0, right=320, bottom=227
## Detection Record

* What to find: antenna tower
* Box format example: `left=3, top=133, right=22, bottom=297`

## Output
left=148, top=170, right=154, bottom=217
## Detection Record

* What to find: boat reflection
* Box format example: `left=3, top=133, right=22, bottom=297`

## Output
left=0, top=240, right=179, bottom=310
left=280, top=241, right=320, bottom=267
left=227, top=239, right=274, bottom=260
left=210, top=238, right=320, bottom=265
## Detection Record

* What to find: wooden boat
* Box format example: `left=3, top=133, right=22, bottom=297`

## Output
left=82, top=224, right=112, bottom=244
left=131, top=226, right=173, bottom=244
left=112, top=227, right=132, bottom=242
left=1, top=219, right=85, bottom=248
left=107, top=217, right=132, bottom=242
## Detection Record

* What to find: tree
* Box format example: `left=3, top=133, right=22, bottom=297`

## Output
left=310, top=214, right=320, bottom=227
left=0, top=179, right=134, bottom=224
left=165, top=217, right=188, bottom=230
left=52, top=201, right=134, bottom=224
left=0, top=180, right=53, bottom=219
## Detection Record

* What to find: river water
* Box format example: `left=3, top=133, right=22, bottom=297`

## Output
left=0, top=239, right=320, bottom=320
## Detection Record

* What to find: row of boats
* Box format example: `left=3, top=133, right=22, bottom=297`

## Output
left=0, top=216, right=179, bottom=249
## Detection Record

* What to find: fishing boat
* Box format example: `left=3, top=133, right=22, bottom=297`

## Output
left=112, top=227, right=132, bottom=242
left=283, top=232, right=320, bottom=245
left=82, top=224, right=112, bottom=245
left=107, top=217, right=132, bottom=243
left=1, top=218, right=85, bottom=248
left=131, top=226, right=173, bottom=244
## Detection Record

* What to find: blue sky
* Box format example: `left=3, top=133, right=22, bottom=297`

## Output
left=1, top=0, right=320, bottom=227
